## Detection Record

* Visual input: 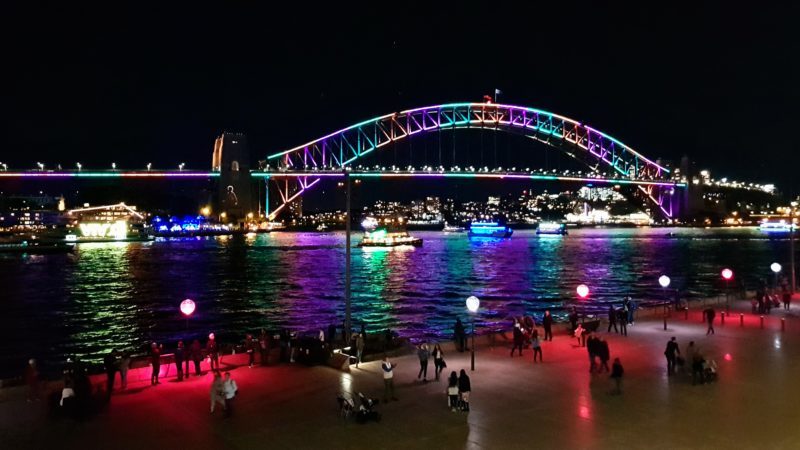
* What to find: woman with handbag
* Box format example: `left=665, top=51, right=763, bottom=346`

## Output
left=432, top=344, right=446, bottom=381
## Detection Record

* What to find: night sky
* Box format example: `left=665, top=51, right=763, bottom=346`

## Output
left=2, top=4, right=799, bottom=193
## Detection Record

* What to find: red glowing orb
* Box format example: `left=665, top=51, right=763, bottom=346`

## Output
left=576, top=284, right=589, bottom=299
left=724, top=353, right=732, bottom=361
left=721, top=268, right=733, bottom=280
left=180, top=299, right=196, bottom=316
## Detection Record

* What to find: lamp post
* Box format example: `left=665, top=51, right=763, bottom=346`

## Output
left=180, top=298, right=196, bottom=330
left=466, top=296, right=480, bottom=371
left=721, top=268, right=733, bottom=311
left=576, top=284, right=589, bottom=300
left=659, top=275, right=671, bottom=315
left=771, top=262, right=782, bottom=293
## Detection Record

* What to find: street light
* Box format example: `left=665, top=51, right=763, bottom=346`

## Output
left=180, top=299, right=196, bottom=330
left=76, top=162, right=82, bottom=171
left=111, top=162, right=116, bottom=170
left=721, top=268, right=733, bottom=310
left=659, top=275, right=671, bottom=314
left=576, top=284, right=590, bottom=299
left=466, top=296, right=480, bottom=371
left=146, top=163, right=152, bottom=171
left=178, top=163, right=185, bottom=171
left=771, top=262, right=782, bottom=292
left=37, top=162, right=44, bottom=171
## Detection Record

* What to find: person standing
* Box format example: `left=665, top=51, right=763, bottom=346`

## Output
left=432, top=344, right=445, bottom=380
left=207, top=333, right=219, bottom=371
left=783, top=287, right=792, bottom=310
left=542, top=310, right=553, bottom=341
left=685, top=341, right=697, bottom=375
left=568, top=307, right=579, bottom=333
left=24, top=358, right=40, bottom=402
left=175, top=341, right=185, bottom=381
left=531, top=329, right=542, bottom=363
left=190, top=339, right=203, bottom=376
left=355, top=333, right=365, bottom=368
left=244, top=334, right=255, bottom=368
left=607, top=306, right=618, bottom=333
left=458, top=369, right=472, bottom=412
left=150, top=342, right=162, bottom=385
left=610, top=358, right=624, bottom=395
left=574, top=323, right=586, bottom=347
left=664, top=337, right=680, bottom=376
left=511, top=322, right=524, bottom=357
left=259, top=329, right=270, bottom=366
left=103, top=349, right=118, bottom=398
left=223, top=372, right=238, bottom=418
left=704, top=308, right=716, bottom=335
left=417, top=343, right=430, bottom=382
left=118, top=351, right=130, bottom=389
left=209, top=371, right=225, bottom=414
left=586, top=334, right=597, bottom=372
left=382, top=355, right=398, bottom=402
left=454, top=319, right=466, bottom=352
left=447, top=371, right=459, bottom=412
left=598, top=338, right=610, bottom=373
left=618, top=309, right=628, bottom=336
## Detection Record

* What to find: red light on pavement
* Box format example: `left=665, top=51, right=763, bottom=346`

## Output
left=724, top=353, right=732, bottom=361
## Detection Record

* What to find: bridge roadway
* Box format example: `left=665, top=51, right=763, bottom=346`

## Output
left=0, top=169, right=684, bottom=188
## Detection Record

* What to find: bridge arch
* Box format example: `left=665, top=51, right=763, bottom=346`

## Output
left=265, top=102, right=679, bottom=219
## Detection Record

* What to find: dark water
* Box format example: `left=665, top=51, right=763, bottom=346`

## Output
left=0, top=227, right=791, bottom=377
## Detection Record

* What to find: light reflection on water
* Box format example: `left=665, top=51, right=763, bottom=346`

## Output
left=0, top=227, right=789, bottom=376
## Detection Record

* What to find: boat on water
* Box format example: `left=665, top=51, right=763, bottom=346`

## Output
left=536, top=222, right=568, bottom=235
left=0, top=241, right=74, bottom=254
left=759, top=220, right=796, bottom=233
left=443, top=222, right=466, bottom=233
left=468, top=222, right=513, bottom=238
left=316, top=224, right=329, bottom=232
left=361, top=217, right=379, bottom=231
left=359, top=228, right=423, bottom=247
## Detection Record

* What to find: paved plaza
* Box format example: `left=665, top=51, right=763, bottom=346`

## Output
left=2, top=298, right=800, bottom=449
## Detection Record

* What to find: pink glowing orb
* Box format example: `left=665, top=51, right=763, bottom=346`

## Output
left=724, top=353, right=732, bottom=361
left=721, top=268, right=733, bottom=280
left=576, top=284, right=589, bottom=299
left=180, top=299, right=196, bottom=316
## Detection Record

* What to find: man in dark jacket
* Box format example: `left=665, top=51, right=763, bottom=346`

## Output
left=543, top=310, right=553, bottom=341
left=586, top=335, right=597, bottom=372
left=705, top=308, right=716, bottom=335
left=607, top=306, right=618, bottom=333
left=568, top=308, right=579, bottom=333
left=618, top=309, right=628, bottom=336
left=190, top=339, right=203, bottom=376
left=598, top=338, right=610, bottom=372
left=175, top=341, right=185, bottom=381
left=207, top=333, right=219, bottom=370
left=511, top=323, right=524, bottom=357
left=664, top=336, right=680, bottom=375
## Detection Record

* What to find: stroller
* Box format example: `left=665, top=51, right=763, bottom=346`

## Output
left=336, top=393, right=355, bottom=419
left=355, top=392, right=381, bottom=423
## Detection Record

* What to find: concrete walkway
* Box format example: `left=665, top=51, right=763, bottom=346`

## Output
left=2, top=298, right=800, bottom=449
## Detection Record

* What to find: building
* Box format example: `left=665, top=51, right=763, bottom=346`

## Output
left=212, top=132, right=252, bottom=223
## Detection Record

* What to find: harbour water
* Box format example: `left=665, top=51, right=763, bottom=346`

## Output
left=0, top=227, right=790, bottom=377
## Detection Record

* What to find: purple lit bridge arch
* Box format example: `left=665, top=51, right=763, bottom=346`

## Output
left=263, top=102, right=684, bottom=219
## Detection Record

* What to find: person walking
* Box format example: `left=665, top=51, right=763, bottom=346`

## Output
left=664, top=336, right=680, bottom=376
left=103, top=349, right=118, bottom=398
left=783, top=287, right=791, bottom=310
left=207, top=333, right=220, bottom=371
left=447, top=371, right=459, bottom=412
left=190, top=339, right=203, bottom=376
left=382, top=355, right=398, bottom=402
left=458, top=369, right=472, bottom=412
left=610, top=358, right=624, bottom=395
left=598, top=338, right=610, bottom=372
left=607, top=306, right=618, bottom=333
left=118, top=351, right=130, bottom=389
left=209, top=371, right=226, bottom=414
left=175, top=341, right=185, bottom=381
left=150, top=342, right=162, bottom=385
left=355, top=333, right=365, bottom=368
left=454, top=319, right=466, bottom=352
left=223, top=372, right=238, bottom=418
left=542, top=310, right=553, bottom=341
left=511, top=322, right=524, bottom=357
left=432, top=344, right=445, bottom=380
left=618, top=309, right=628, bottom=336
left=586, top=334, right=597, bottom=372
left=568, top=307, right=579, bottom=333
left=531, top=329, right=542, bottom=363
left=691, top=348, right=705, bottom=385
left=704, top=308, right=716, bottom=335
left=259, top=329, right=270, bottom=366
left=417, top=343, right=430, bottom=382
left=24, top=358, right=40, bottom=402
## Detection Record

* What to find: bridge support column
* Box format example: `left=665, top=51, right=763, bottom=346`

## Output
left=344, top=170, right=352, bottom=344
left=264, top=178, right=269, bottom=220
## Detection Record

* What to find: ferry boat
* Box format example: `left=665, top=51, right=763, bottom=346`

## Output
left=536, top=222, right=568, bottom=235
left=316, top=224, right=329, bottom=232
left=759, top=220, right=796, bottom=233
left=443, top=222, right=466, bottom=233
left=359, top=228, right=423, bottom=247
left=0, top=240, right=74, bottom=254
left=361, top=217, right=379, bottom=231
left=468, top=222, right=513, bottom=238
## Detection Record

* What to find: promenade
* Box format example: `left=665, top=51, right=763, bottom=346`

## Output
left=2, top=297, right=800, bottom=449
